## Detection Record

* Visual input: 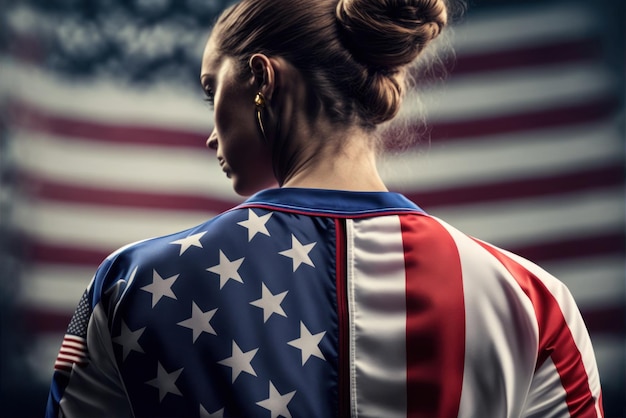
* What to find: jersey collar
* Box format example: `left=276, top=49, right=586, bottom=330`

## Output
left=240, top=187, right=424, bottom=217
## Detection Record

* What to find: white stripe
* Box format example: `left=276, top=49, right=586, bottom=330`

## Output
left=8, top=129, right=240, bottom=200
left=61, top=340, right=86, bottom=350
left=11, top=196, right=215, bottom=250
left=403, top=63, right=615, bottom=121
left=451, top=3, right=598, bottom=53
left=56, top=353, right=86, bottom=364
left=18, top=265, right=93, bottom=310
left=430, top=187, right=624, bottom=247
left=58, top=346, right=87, bottom=357
left=542, top=255, right=625, bottom=307
left=61, top=335, right=86, bottom=343
left=437, top=219, right=538, bottom=418
left=346, top=217, right=407, bottom=418
left=1, top=58, right=212, bottom=131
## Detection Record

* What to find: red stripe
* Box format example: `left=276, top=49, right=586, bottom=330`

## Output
left=477, top=241, right=603, bottom=417
left=54, top=363, right=73, bottom=373
left=17, top=171, right=239, bottom=212
left=56, top=354, right=87, bottom=365
left=60, top=341, right=86, bottom=351
left=23, top=239, right=110, bottom=266
left=413, top=37, right=602, bottom=84
left=21, top=308, right=73, bottom=333
left=9, top=101, right=207, bottom=149
left=510, top=232, right=625, bottom=263
left=581, top=305, right=626, bottom=336
left=400, top=215, right=465, bottom=417
left=384, top=97, right=618, bottom=149
left=56, top=351, right=87, bottom=361
left=58, top=349, right=87, bottom=359
left=449, top=37, right=602, bottom=75
left=405, top=164, right=623, bottom=209
left=61, top=335, right=85, bottom=343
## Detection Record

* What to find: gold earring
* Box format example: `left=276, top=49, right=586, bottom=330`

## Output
left=254, top=92, right=266, bottom=108
left=254, top=92, right=267, bottom=141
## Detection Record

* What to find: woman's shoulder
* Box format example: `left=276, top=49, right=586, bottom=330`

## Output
left=415, top=214, right=571, bottom=298
left=89, top=209, right=245, bottom=299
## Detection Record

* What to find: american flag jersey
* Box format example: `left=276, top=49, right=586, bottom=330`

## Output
left=45, top=188, right=603, bottom=417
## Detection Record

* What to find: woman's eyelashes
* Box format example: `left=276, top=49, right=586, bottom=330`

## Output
left=203, top=86, right=215, bottom=107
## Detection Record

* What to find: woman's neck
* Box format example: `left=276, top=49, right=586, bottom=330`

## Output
left=280, top=124, right=388, bottom=192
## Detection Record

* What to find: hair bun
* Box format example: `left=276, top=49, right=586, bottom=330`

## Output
left=336, top=0, right=447, bottom=69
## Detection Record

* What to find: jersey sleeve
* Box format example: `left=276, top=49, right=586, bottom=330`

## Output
left=516, top=257, right=604, bottom=418
left=481, top=242, right=604, bottom=417
left=433, top=215, right=603, bottom=417
left=45, top=253, right=135, bottom=418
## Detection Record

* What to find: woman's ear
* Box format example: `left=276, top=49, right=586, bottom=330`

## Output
left=249, top=53, right=276, bottom=100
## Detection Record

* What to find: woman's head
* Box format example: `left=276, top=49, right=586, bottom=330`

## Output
left=201, top=0, right=451, bottom=195
left=210, top=0, right=448, bottom=128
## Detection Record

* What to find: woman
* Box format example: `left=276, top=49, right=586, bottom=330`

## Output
left=46, top=0, right=604, bottom=416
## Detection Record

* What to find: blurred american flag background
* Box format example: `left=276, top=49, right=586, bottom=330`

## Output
left=0, top=0, right=623, bottom=416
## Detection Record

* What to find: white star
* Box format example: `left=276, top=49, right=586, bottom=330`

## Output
left=145, top=362, right=183, bottom=402
left=279, top=234, right=316, bottom=272
left=250, top=283, right=288, bottom=323
left=141, top=270, right=178, bottom=308
left=177, top=301, right=218, bottom=342
left=112, top=320, right=145, bottom=360
left=256, top=381, right=296, bottom=418
left=207, top=250, right=245, bottom=289
left=200, top=405, right=224, bottom=418
left=218, top=340, right=258, bottom=383
left=170, top=231, right=206, bottom=255
left=238, top=209, right=273, bottom=241
left=287, top=321, right=326, bottom=365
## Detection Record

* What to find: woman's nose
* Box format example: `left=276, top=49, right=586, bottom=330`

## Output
left=206, top=129, right=218, bottom=150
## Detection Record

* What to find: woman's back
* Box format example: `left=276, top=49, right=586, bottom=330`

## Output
left=48, top=188, right=602, bottom=417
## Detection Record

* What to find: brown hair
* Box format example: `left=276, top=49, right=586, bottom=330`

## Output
left=212, top=0, right=449, bottom=129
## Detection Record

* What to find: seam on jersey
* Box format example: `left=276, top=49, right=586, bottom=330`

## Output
left=335, top=219, right=350, bottom=418
left=345, top=219, right=358, bottom=417
left=111, top=265, right=139, bottom=325
left=109, top=265, right=140, bottom=417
